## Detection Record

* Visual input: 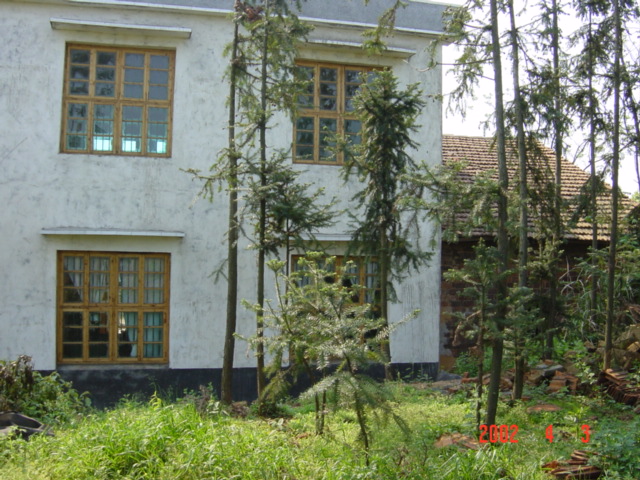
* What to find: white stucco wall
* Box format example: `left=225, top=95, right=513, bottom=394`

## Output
left=0, top=0, right=442, bottom=371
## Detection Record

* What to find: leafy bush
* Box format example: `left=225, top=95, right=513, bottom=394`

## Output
left=0, top=355, right=90, bottom=424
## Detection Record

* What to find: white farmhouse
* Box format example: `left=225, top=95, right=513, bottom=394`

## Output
left=0, top=0, right=446, bottom=405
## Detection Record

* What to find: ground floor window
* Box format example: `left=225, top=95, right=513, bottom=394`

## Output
left=57, top=251, right=169, bottom=364
left=292, top=254, right=380, bottom=312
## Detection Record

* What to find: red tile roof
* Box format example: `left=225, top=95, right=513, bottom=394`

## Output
left=442, top=135, right=635, bottom=242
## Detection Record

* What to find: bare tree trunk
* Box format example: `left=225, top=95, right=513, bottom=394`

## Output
left=256, top=3, right=270, bottom=399
left=587, top=11, right=599, bottom=327
left=507, top=0, right=528, bottom=401
left=486, top=0, right=509, bottom=427
left=605, top=0, right=622, bottom=370
left=221, top=18, right=241, bottom=405
left=380, top=230, right=393, bottom=380
left=546, top=0, right=562, bottom=360
left=476, top=291, right=485, bottom=430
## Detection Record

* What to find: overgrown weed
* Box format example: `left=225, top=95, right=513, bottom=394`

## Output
left=1, top=387, right=639, bottom=479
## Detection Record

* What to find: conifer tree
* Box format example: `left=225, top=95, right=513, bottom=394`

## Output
left=342, top=70, right=430, bottom=379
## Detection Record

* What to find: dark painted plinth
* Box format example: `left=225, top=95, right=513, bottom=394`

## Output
left=50, top=362, right=438, bottom=408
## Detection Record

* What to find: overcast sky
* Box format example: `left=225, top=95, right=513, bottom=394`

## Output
left=437, top=1, right=639, bottom=194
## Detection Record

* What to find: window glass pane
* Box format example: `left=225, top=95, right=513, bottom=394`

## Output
left=147, top=107, right=168, bottom=154
left=149, top=108, right=168, bottom=122
left=124, top=54, right=145, bottom=99
left=63, top=275, right=83, bottom=302
left=319, top=82, right=337, bottom=97
left=345, top=70, right=363, bottom=83
left=68, top=50, right=90, bottom=96
left=89, top=343, right=109, bottom=358
left=297, top=65, right=314, bottom=81
left=63, top=344, right=82, bottom=359
left=295, top=116, right=314, bottom=160
left=319, top=68, right=337, bottom=81
left=95, top=83, right=115, bottom=97
left=319, top=118, right=337, bottom=133
left=63, top=311, right=83, bottom=327
left=118, top=312, right=138, bottom=358
left=68, top=103, right=87, bottom=121
left=88, top=311, right=109, bottom=358
left=150, top=70, right=169, bottom=85
left=296, top=116, right=314, bottom=131
left=96, top=67, right=115, bottom=81
left=89, top=257, right=109, bottom=303
left=144, top=312, right=163, bottom=327
left=122, top=106, right=142, bottom=153
left=64, top=256, right=83, bottom=271
left=69, top=81, right=89, bottom=95
left=297, top=66, right=315, bottom=107
left=144, top=259, right=164, bottom=303
left=119, top=257, right=139, bottom=304
left=70, top=49, right=90, bottom=64
left=122, top=106, right=142, bottom=121
left=143, top=312, right=163, bottom=358
left=146, top=258, right=165, bottom=273
left=66, top=101, right=88, bottom=150
left=143, top=344, right=163, bottom=358
left=296, top=132, right=314, bottom=145
left=319, top=67, right=337, bottom=111
left=320, top=97, right=337, bottom=110
left=66, top=134, right=87, bottom=151
left=298, top=95, right=313, bottom=108
left=345, top=119, right=362, bottom=146
left=125, top=69, right=144, bottom=83
left=124, top=84, right=143, bottom=99
left=62, top=256, right=84, bottom=302
left=63, top=325, right=83, bottom=342
left=150, top=55, right=169, bottom=69
left=93, top=105, right=114, bottom=152
left=345, top=119, right=361, bottom=134
left=319, top=118, right=336, bottom=160
left=295, top=146, right=313, bottom=160
left=70, top=65, right=89, bottom=81
left=120, top=257, right=138, bottom=271
left=96, top=66, right=115, bottom=97
left=345, top=84, right=361, bottom=97
left=149, top=86, right=168, bottom=100
left=125, top=53, right=144, bottom=67
left=97, top=51, right=116, bottom=66
left=148, top=123, right=167, bottom=137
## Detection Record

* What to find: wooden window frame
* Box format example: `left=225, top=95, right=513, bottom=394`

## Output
left=291, top=254, right=380, bottom=309
left=57, top=251, right=170, bottom=364
left=293, top=62, right=373, bottom=165
left=60, top=44, right=175, bottom=157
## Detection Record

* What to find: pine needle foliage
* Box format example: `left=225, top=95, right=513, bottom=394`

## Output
left=246, top=253, right=414, bottom=463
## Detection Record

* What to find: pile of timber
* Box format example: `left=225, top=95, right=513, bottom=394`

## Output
left=598, top=369, right=640, bottom=408
left=542, top=450, right=602, bottom=479
left=459, top=362, right=580, bottom=394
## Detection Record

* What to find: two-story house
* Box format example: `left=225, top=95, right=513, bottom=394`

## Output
left=0, top=0, right=447, bottom=405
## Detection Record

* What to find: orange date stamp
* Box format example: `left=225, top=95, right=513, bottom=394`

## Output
left=478, top=424, right=592, bottom=444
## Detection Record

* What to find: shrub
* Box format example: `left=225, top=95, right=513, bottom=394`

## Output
left=0, top=355, right=90, bottom=424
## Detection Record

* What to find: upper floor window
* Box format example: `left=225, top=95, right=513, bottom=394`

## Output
left=57, top=251, right=170, bottom=364
left=294, top=62, right=372, bottom=164
left=61, top=45, right=174, bottom=157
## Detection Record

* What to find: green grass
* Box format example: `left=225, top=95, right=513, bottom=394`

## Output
left=1, top=385, right=638, bottom=480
